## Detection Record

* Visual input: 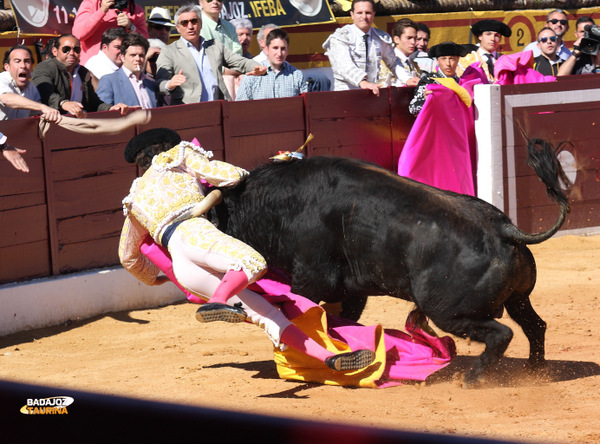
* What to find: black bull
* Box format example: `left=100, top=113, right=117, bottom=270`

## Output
left=213, top=140, right=570, bottom=384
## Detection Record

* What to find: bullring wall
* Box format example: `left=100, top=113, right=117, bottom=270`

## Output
left=1, top=81, right=599, bottom=286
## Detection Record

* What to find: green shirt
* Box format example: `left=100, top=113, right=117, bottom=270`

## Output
left=200, top=12, right=242, bottom=56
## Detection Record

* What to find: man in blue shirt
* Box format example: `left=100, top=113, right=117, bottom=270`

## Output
left=236, top=29, right=307, bottom=101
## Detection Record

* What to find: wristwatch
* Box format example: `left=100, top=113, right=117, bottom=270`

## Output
left=0, top=141, right=7, bottom=151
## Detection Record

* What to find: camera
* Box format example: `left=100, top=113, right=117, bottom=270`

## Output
left=110, top=0, right=130, bottom=10
left=579, top=24, right=600, bottom=56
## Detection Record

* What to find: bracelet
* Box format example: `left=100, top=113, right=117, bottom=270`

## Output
left=59, top=99, right=67, bottom=108
left=595, top=66, right=600, bottom=73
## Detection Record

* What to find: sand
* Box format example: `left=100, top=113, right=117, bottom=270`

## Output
left=1, top=234, right=599, bottom=443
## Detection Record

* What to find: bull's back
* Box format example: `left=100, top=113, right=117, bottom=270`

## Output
left=221, top=156, right=519, bottom=302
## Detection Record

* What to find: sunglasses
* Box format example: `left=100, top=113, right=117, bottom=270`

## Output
left=150, top=24, right=171, bottom=31
left=548, top=19, right=568, bottom=25
left=205, top=0, right=223, bottom=3
left=539, top=36, right=558, bottom=43
left=61, top=45, right=81, bottom=54
left=178, top=18, right=199, bottom=27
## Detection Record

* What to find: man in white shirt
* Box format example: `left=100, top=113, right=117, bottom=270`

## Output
left=391, top=18, right=420, bottom=86
left=322, top=0, right=404, bottom=96
left=85, top=27, right=128, bottom=90
left=523, top=9, right=571, bottom=61
left=410, top=22, right=435, bottom=74
left=0, top=45, right=61, bottom=122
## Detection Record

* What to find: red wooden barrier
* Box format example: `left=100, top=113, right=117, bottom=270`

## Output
left=0, top=83, right=598, bottom=285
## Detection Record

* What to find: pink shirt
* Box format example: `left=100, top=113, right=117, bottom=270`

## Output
left=72, top=0, right=148, bottom=65
left=122, top=66, right=152, bottom=109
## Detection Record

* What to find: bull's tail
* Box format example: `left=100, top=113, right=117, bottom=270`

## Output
left=502, top=139, right=571, bottom=245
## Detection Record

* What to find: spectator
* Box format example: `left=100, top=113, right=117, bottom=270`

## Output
left=557, top=17, right=600, bottom=75
left=416, top=22, right=430, bottom=52
left=523, top=9, right=571, bottom=61
left=231, top=18, right=254, bottom=58
left=72, top=0, right=149, bottom=65
left=146, top=39, right=169, bottom=106
left=322, top=0, right=405, bottom=96
left=31, top=34, right=129, bottom=118
left=199, top=0, right=242, bottom=54
left=457, top=19, right=511, bottom=83
left=198, top=0, right=246, bottom=100
left=410, top=22, right=435, bottom=73
left=85, top=26, right=128, bottom=90
left=253, top=24, right=279, bottom=63
left=155, top=4, right=264, bottom=104
left=533, top=28, right=563, bottom=76
left=145, top=38, right=165, bottom=81
left=557, top=16, right=598, bottom=75
left=97, top=33, right=156, bottom=108
left=236, top=29, right=307, bottom=101
left=574, top=16, right=596, bottom=43
left=0, top=45, right=62, bottom=122
left=390, top=18, right=420, bottom=86
left=147, top=7, right=175, bottom=45
left=408, top=41, right=468, bottom=115
left=0, top=132, right=29, bottom=172
left=41, top=37, right=57, bottom=60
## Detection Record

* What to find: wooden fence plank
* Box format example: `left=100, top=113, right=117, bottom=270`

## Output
left=0, top=241, right=50, bottom=284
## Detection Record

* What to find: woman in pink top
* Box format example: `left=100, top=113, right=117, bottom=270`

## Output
left=72, top=0, right=149, bottom=65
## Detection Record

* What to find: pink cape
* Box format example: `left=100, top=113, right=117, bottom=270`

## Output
left=397, top=78, right=480, bottom=196
left=495, top=51, right=557, bottom=85
left=139, top=238, right=456, bottom=387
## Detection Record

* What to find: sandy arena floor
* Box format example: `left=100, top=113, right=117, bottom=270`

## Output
left=1, top=235, right=599, bottom=443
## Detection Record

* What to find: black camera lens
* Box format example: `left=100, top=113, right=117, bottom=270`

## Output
left=110, top=0, right=130, bottom=10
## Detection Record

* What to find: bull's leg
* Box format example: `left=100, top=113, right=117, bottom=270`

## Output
left=435, top=317, right=514, bottom=385
left=340, top=295, right=369, bottom=322
left=465, top=320, right=514, bottom=384
left=504, top=295, right=547, bottom=368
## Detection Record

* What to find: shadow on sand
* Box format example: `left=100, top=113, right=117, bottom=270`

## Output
left=426, top=355, right=600, bottom=387
left=206, top=354, right=600, bottom=392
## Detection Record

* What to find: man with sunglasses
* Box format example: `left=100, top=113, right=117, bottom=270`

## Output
left=533, top=28, right=563, bottom=76
left=523, top=9, right=571, bottom=62
left=156, top=4, right=264, bottom=104
left=32, top=34, right=129, bottom=118
left=147, top=7, right=175, bottom=45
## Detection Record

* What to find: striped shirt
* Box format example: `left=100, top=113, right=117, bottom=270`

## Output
left=236, top=61, right=307, bottom=101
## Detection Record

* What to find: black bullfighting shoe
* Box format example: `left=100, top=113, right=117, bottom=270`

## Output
left=195, top=303, right=247, bottom=323
left=324, top=349, right=376, bottom=372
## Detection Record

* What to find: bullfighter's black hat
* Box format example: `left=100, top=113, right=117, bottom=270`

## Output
left=124, top=128, right=181, bottom=163
left=471, top=19, right=512, bottom=38
left=427, top=41, right=469, bottom=58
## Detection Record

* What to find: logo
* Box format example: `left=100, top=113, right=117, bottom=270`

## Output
left=20, top=396, right=74, bottom=415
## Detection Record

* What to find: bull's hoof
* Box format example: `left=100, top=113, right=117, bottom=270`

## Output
left=324, top=349, right=375, bottom=372
left=462, top=368, right=487, bottom=388
left=195, top=303, right=247, bottom=323
left=525, top=357, right=547, bottom=372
